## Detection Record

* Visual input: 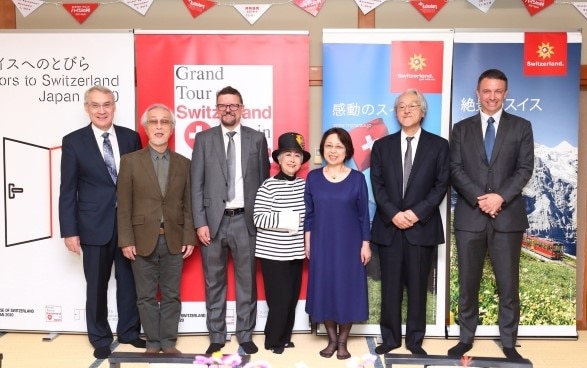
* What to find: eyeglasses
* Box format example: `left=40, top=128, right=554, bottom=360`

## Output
left=87, top=102, right=114, bottom=111
left=216, top=104, right=242, bottom=111
left=324, top=144, right=345, bottom=151
left=396, top=103, right=420, bottom=112
left=147, top=118, right=172, bottom=126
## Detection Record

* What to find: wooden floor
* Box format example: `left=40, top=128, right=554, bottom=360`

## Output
left=0, top=330, right=585, bottom=367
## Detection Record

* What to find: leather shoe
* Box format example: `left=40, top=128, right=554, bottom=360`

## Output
left=162, top=346, right=182, bottom=354
left=205, top=343, right=225, bottom=354
left=408, top=346, right=428, bottom=355
left=121, top=338, right=147, bottom=349
left=240, top=341, right=259, bottom=354
left=503, top=347, right=524, bottom=361
left=93, top=346, right=111, bottom=359
left=145, top=347, right=160, bottom=353
left=284, top=341, right=295, bottom=348
left=374, top=344, right=397, bottom=355
left=271, top=346, right=284, bottom=354
left=447, top=342, right=473, bottom=357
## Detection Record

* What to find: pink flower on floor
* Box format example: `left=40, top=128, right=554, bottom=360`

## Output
left=193, top=352, right=243, bottom=367
left=346, top=353, right=377, bottom=368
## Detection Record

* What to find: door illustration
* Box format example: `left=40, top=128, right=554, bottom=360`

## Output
left=3, top=137, right=52, bottom=247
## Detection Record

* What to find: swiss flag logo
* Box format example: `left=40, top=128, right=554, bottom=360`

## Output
left=349, top=118, right=389, bottom=171
left=390, top=41, right=443, bottom=93
left=524, top=32, right=567, bottom=76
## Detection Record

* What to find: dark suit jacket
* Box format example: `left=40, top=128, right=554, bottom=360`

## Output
left=450, top=111, right=534, bottom=232
left=117, top=147, right=195, bottom=257
left=371, top=129, right=450, bottom=246
left=191, top=125, right=270, bottom=238
left=59, top=123, right=141, bottom=245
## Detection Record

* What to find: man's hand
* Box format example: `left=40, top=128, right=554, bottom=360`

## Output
left=121, top=245, right=137, bottom=261
left=392, top=211, right=416, bottom=229
left=196, top=226, right=211, bottom=246
left=64, top=236, right=81, bottom=255
left=182, top=245, right=194, bottom=259
left=477, top=193, right=504, bottom=218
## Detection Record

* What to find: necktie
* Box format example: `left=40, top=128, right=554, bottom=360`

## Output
left=102, top=132, right=117, bottom=184
left=156, top=155, right=166, bottom=195
left=484, top=117, right=495, bottom=163
left=403, top=136, right=414, bottom=197
left=226, top=131, right=236, bottom=201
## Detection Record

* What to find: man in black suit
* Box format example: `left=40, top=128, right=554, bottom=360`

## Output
left=59, top=85, right=145, bottom=359
left=371, top=89, right=449, bottom=355
left=448, top=69, right=534, bottom=361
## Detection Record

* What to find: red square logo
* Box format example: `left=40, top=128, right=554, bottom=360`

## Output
left=524, top=32, right=567, bottom=76
left=390, top=41, right=444, bottom=93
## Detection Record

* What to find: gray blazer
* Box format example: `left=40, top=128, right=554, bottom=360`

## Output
left=190, top=125, right=270, bottom=238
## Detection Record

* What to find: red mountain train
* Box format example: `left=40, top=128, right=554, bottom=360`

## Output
left=521, top=234, right=564, bottom=260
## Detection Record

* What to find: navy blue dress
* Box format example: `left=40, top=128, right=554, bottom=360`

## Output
left=304, top=168, right=371, bottom=323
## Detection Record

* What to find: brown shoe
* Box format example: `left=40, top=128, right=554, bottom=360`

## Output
left=145, top=347, right=160, bottom=354
left=162, top=347, right=181, bottom=354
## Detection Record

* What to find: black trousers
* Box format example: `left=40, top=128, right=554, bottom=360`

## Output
left=260, top=258, right=303, bottom=349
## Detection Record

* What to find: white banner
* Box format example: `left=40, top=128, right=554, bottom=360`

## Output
left=0, top=30, right=136, bottom=332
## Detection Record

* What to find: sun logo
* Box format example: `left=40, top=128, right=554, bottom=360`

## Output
left=536, top=42, right=555, bottom=59
left=295, top=134, right=305, bottom=149
left=408, top=54, right=426, bottom=71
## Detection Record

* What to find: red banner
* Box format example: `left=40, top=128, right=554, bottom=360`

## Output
left=411, top=0, right=446, bottom=21
left=522, top=0, right=554, bottom=16
left=390, top=41, right=444, bottom=93
left=62, top=3, right=99, bottom=24
left=524, top=32, right=567, bottom=76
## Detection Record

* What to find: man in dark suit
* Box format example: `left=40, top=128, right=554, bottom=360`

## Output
left=117, top=103, right=195, bottom=354
left=59, top=85, right=145, bottom=359
left=191, top=86, right=270, bottom=355
left=448, top=69, right=534, bottom=361
left=371, top=89, right=450, bottom=356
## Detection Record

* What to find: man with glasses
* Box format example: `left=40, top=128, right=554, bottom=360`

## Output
left=59, top=85, right=144, bottom=359
left=117, top=104, right=195, bottom=354
left=191, top=86, right=269, bottom=355
left=371, top=89, right=449, bottom=356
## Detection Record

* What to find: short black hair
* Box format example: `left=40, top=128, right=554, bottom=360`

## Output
left=477, top=69, right=508, bottom=91
left=216, top=86, right=243, bottom=104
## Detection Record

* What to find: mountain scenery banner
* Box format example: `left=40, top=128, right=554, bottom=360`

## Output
left=451, top=30, right=581, bottom=338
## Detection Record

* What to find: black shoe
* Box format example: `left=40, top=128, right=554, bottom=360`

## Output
left=284, top=341, right=295, bottom=348
left=503, top=347, right=524, bottom=361
left=205, top=343, right=225, bottom=354
left=447, top=342, right=473, bottom=357
left=374, top=344, right=397, bottom=355
left=271, top=346, right=285, bottom=354
left=240, top=341, right=259, bottom=354
left=408, top=346, right=428, bottom=355
left=93, top=346, right=111, bottom=359
left=120, top=338, right=147, bottom=349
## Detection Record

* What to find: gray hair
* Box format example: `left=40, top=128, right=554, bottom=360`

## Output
left=140, top=103, right=176, bottom=129
left=394, top=88, right=428, bottom=118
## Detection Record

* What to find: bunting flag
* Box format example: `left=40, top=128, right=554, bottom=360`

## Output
left=62, top=3, right=100, bottom=24
left=234, top=4, right=271, bottom=25
left=572, top=2, right=587, bottom=20
left=411, top=0, right=447, bottom=21
left=293, top=0, right=326, bottom=17
left=182, top=0, right=215, bottom=18
left=12, top=0, right=44, bottom=17
left=524, top=32, right=567, bottom=76
left=522, top=0, right=554, bottom=16
left=354, top=0, right=385, bottom=15
left=466, top=0, right=496, bottom=14
left=122, top=0, right=154, bottom=16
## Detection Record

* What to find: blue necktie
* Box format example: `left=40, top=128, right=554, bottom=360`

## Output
left=484, top=117, right=495, bottom=163
left=102, top=132, right=117, bottom=184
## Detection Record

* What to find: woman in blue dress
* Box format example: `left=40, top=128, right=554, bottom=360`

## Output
left=304, top=127, right=371, bottom=360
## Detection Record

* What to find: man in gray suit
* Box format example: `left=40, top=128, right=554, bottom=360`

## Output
left=191, top=86, right=270, bottom=355
left=448, top=69, right=534, bottom=361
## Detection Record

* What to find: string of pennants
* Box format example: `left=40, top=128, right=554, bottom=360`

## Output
left=12, top=0, right=587, bottom=25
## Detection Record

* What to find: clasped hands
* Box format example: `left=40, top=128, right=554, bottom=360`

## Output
left=392, top=209, right=419, bottom=230
left=477, top=193, right=504, bottom=218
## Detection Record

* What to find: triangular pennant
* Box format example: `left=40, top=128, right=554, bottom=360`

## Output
left=410, top=0, right=446, bottom=21
left=122, top=0, right=154, bottom=16
left=466, top=0, right=496, bottom=14
left=182, top=0, right=216, bottom=19
left=354, top=0, right=385, bottom=15
left=62, top=3, right=100, bottom=24
left=233, top=4, right=271, bottom=25
left=522, top=0, right=554, bottom=16
left=293, top=0, right=326, bottom=17
left=572, top=2, right=587, bottom=20
left=12, top=0, right=44, bottom=17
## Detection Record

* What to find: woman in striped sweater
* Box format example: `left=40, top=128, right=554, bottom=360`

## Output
left=253, top=132, right=311, bottom=355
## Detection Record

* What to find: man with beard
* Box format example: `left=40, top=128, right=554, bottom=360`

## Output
left=191, top=86, right=270, bottom=355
